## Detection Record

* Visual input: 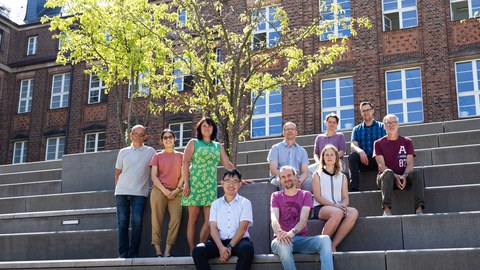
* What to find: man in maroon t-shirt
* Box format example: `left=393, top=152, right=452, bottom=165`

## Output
left=373, top=114, right=425, bottom=216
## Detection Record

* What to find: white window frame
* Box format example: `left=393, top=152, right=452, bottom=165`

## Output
left=251, top=88, right=283, bottom=138
left=13, top=141, right=28, bottom=164
left=88, top=74, right=107, bottom=104
left=172, top=57, right=190, bottom=92
left=252, top=6, right=282, bottom=50
left=385, top=67, right=424, bottom=123
left=382, top=0, right=418, bottom=31
left=45, top=137, right=65, bottom=161
left=128, top=72, right=150, bottom=98
left=50, top=73, right=70, bottom=109
left=177, top=9, right=187, bottom=28
left=84, top=132, right=106, bottom=153
left=450, top=0, right=480, bottom=20
left=455, top=59, right=480, bottom=117
left=319, top=0, right=351, bottom=41
left=320, top=76, right=355, bottom=130
left=18, top=79, right=34, bottom=113
left=27, top=36, right=38, bottom=55
left=169, top=122, right=192, bottom=148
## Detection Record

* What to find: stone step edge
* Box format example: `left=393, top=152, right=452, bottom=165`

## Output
left=0, top=207, right=116, bottom=220
left=0, top=248, right=478, bottom=269
left=0, top=190, right=114, bottom=200
left=0, top=179, right=62, bottom=188
left=0, top=168, right=62, bottom=177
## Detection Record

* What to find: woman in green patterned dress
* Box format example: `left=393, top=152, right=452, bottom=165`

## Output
left=181, top=117, right=234, bottom=254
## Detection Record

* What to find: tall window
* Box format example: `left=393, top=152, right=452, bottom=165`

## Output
left=46, top=137, right=65, bottom=160
left=172, top=57, right=192, bottom=92
left=18, top=79, right=34, bottom=113
left=385, top=68, right=424, bottom=123
left=252, top=6, right=281, bottom=49
left=0, top=30, right=3, bottom=51
left=50, top=73, right=70, bottom=109
left=128, top=72, right=150, bottom=98
left=27, top=36, right=38, bottom=55
left=251, top=88, right=282, bottom=138
left=177, top=9, right=187, bottom=27
left=455, top=59, right=480, bottom=117
left=84, top=132, right=106, bottom=153
left=321, top=77, right=355, bottom=130
left=320, top=0, right=351, bottom=41
left=13, top=141, right=28, bottom=164
left=382, top=0, right=418, bottom=31
left=88, top=74, right=107, bottom=104
left=169, top=122, right=192, bottom=147
left=450, top=0, right=480, bottom=21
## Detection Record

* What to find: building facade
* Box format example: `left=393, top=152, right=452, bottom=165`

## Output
left=1, top=0, right=479, bottom=165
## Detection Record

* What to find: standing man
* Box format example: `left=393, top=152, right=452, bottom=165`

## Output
left=192, top=170, right=254, bottom=270
left=115, top=125, right=156, bottom=258
left=270, top=166, right=333, bottom=270
left=267, top=122, right=310, bottom=191
left=349, top=102, right=386, bottom=191
left=373, top=114, right=425, bottom=216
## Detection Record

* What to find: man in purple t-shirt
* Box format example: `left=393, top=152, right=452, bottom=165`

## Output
left=373, top=114, right=425, bottom=216
left=270, top=166, right=333, bottom=270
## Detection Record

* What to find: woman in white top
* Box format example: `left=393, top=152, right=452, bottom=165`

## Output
left=312, top=144, right=358, bottom=252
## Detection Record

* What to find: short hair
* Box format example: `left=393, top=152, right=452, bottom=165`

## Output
left=359, top=101, right=374, bottom=109
left=131, top=124, right=146, bottom=133
left=319, top=144, right=342, bottom=175
left=195, top=117, right=218, bottom=141
left=383, top=114, right=399, bottom=124
left=283, top=122, right=297, bottom=130
left=279, top=165, right=297, bottom=176
left=222, top=169, right=242, bottom=180
left=324, top=113, right=340, bottom=124
left=160, top=129, right=176, bottom=140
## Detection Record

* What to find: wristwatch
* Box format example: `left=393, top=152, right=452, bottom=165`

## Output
left=291, top=228, right=299, bottom=235
left=226, top=243, right=233, bottom=249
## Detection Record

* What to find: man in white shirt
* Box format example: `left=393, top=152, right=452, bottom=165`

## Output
left=192, top=170, right=254, bottom=270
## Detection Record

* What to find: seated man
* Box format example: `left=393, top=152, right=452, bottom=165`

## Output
left=192, top=170, right=254, bottom=270
left=270, top=165, right=333, bottom=270
left=373, top=114, right=425, bottom=216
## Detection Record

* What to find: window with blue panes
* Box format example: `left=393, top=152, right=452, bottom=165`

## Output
left=252, top=6, right=281, bottom=49
left=321, top=77, right=355, bottom=130
left=455, top=60, right=480, bottom=117
left=251, top=88, right=282, bottom=138
left=320, top=0, right=351, bottom=41
left=177, top=9, right=187, bottom=27
left=450, top=0, right=480, bottom=21
left=382, top=0, right=418, bottom=31
left=385, top=68, right=424, bottom=123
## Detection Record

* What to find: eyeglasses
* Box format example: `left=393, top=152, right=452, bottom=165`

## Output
left=360, top=108, right=373, bottom=113
left=162, top=135, right=174, bottom=140
left=385, top=121, right=398, bottom=126
left=132, top=133, right=146, bottom=137
left=224, top=180, right=240, bottom=186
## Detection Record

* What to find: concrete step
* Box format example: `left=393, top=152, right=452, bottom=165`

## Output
left=0, top=208, right=117, bottom=234
left=0, top=169, right=62, bottom=185
left=350, top=184, right=480, bottom=216
left=438, top=129, right=480, bottom=147
left=0, top=180, right=61, bottom=198
left=443, top=117, right=480, bottom=132
left=423, top=161, right=480, bottom=187
left=0, top=160, right=62, bottom=174
left=0, top=190, right=115, bottom=214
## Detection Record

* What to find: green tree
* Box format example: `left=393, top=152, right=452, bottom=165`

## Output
left=145, top=0, right=369, bottom=163
left=43, top=0, right=174, bottom=145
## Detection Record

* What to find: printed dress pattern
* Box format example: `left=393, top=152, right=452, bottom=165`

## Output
left=181, top=139, right=220, bottom=206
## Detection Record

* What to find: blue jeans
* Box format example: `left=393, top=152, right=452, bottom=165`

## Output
left=116, top=195, right=146, bottom=258
left=271, top=235, right=333, bottom=270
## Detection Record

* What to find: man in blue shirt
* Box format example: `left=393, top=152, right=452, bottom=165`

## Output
left=349, top=102, right=386, bottom=192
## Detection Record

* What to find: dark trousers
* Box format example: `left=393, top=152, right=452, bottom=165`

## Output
left=192, top=237, right=254, bottom=270
left=116, top=195, right=146, bottom=258
left=348, top=151, right=378, bottom=191
left=376, top=169, right=425, bottom=210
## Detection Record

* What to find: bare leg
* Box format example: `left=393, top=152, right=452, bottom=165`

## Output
left=331, top=207, right=358, bottom=252
left=154, top=244, right=162, bottom=257
left=199, top=206, right=211, bottom=243
left=164, top=244, right=173, bottom=257
left=187, top=206, right=201, bottom=255
left=318, top=206, right=343, bottom=237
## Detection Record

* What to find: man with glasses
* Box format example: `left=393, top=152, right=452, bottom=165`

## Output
left=115, top=124, right=156, bottom=258
left=373, top=114, right=425, bottom=216
left=349, top=101, right=386, bottom=191
left=193, top=169, right=254, bottom=270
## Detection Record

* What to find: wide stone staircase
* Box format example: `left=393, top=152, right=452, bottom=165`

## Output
left=0, top=118, right=480, bottom=269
